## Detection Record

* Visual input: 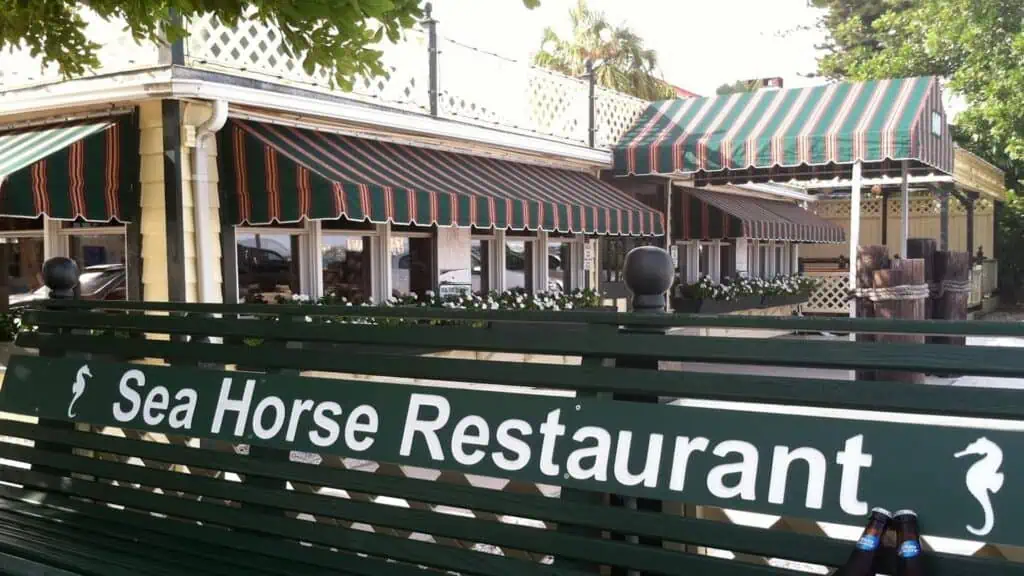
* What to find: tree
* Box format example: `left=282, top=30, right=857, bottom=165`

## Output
left=812, top=0, right=1024, bottom=297
left=532, top=0, right=673, bottom=100
left=715, top=80, right=752, bottom=95
left=0, top=0, right=539, bottom=90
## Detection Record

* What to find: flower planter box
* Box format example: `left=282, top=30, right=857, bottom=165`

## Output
left=673, top=295, right=761, bottom=314
left=761, top=294, right=810, bottom=308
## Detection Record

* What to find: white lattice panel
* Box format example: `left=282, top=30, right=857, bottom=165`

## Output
left=184, top=14, right=429, bottom=112
left=438, top=39, right=589, bottom=144
left=594, top=86, right=648, bottom=148
left=0, top=8, right=160, bottom=92
left=804, top=272, right=848, bottom=314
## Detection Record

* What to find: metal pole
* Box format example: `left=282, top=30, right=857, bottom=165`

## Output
left=900, top=160, right=910, bottom=257
left=848, top=161, right=862, bottom=318
left=424, top=3, right=439, bottom=117
left=586, top=59, right=596, bottom=148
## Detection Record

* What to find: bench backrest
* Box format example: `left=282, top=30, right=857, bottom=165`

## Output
left=3, top=299, right=1024, bottom=575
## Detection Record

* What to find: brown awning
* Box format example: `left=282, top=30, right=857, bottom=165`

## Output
left=681, top=187, right=845, bottom=243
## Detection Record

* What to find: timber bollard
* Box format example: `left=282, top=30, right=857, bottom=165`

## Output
left=613, top=246, right=674, bottom=575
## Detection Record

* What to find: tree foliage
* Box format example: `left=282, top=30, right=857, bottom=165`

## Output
left=532, top=0, right=673, bottom=100
left=0, top=0, right=539, bottom=90
left=715, top=80, right=752, bottom=95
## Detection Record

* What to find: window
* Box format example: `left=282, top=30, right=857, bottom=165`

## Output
left=471, top=238, right=491, bottom=294
left=322, top=235, right=371, bottom=303
left=719, top=243, right=735, bottom=279
left=0, top=217, right=45, bottom=302
left=505, top=239, right=534, bottom=291
left=758, top=243, right=769, bottom=278
left=676, top=243, right=688, bottom=284
left=698, top=243, right=711, bottom=277
left=775, top=244, right=786, bottom=276
left=62, top=220, right=128, bottom=301
left=236, top=231, right=301, bottom=301
left=546, top=239, right=576, bottom=292
left=391, top=233, right=434, bottom=297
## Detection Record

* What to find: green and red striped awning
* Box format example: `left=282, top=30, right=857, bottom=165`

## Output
left=220, top=120, right=664, bottom=235
left=614, top=76, right=953, bottom=179
left=676, top=187, right=844, bottom=243
left=0, top=119, right=137, bottom=222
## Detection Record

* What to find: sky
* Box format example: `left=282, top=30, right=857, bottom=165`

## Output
left=427, top=0, right=828, bottom=97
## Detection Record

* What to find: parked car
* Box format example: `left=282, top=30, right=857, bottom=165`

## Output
left=9, top=264, right=126, bottom=306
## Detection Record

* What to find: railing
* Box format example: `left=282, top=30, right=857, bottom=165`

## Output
left=0, top=10, right=161, bottom=91
left=1, top=7, right=649, bottom=148
left=803, top=271, right=849, bottom=315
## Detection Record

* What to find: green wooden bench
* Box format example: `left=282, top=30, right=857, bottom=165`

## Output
left=1, top=272, right=1024, bottom=574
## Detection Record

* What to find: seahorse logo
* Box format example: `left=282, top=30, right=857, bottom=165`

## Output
left=954, top=437, right=1004, bottom=537
left=68, top=364, right=92, bottom=418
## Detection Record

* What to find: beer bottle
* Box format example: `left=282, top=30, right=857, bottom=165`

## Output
left=894, top=510, right=924, bottom=576
left=838, top=507, right=892, bottom=576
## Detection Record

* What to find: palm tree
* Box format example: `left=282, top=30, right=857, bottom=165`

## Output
left=532, top=0, right=674, bottom=100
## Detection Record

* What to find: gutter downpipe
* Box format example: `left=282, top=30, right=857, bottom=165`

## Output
left=192, top=100, right=228, bottom=303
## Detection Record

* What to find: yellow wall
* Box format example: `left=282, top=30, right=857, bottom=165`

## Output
left=801, top=196, right=997, bottom=260
left=137, top=100, right=222, bottom=303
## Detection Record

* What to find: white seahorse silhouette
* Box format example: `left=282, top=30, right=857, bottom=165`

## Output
left=954, top=437, right=1004, bottom=537
left=68, top=364, right=92, bottom=418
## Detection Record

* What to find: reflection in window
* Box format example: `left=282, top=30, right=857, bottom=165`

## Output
left=505, top=239, right=533, bottom=291
left=392, top=236, right=434, bottom=297
left=776, top=245, right=786, bottom=275
left=758, top=244, right=769, bottom=278
left=471, top=239, right=490, bottom=294
left=719, top=244, right=735, bottom=279
left=2, top=237, right=44, bottom=299
left=66, top=234, right=128, bottom=301
left=236, top=232, right=301, bottom=301
left=698, top=244, right=711, bottom=277
left=547, top=241, right=573, bottom=292
left=322, top=235, right=371, bottom=303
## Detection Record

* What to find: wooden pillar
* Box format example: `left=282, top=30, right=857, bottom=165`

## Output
left=906, top=238, right=937, bottom=320
left=938, top=187, right=950, bottom=251
left=873, top=258, right=927, bottom=384
left=848, top=162, right=862, bottom=318
left=880, top=191, right=889, bottom=247
left=900, top=160, right=910, bottom=257
left=965, top=195, right=976, bottom=256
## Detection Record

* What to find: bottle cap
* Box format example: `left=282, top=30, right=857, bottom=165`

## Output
left=870, top=507, right=892, bottom=518
left=894, top=509, right=917, bottom=518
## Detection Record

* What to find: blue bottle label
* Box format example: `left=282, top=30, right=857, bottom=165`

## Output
left=899, top=540, right=921, bottom=558
left=856, top=534, right=879, bottom=551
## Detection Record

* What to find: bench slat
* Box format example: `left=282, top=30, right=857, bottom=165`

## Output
left=0, top=466, right=601, bottom=576
left=0, top=441, right=776, bottom=576
left=0, top=486, right=419, bottom=576
left=30, top=300, right=1024, bottom=338
left=2, top=422, right=1017, bottom=576
left=15, top=332, right=1024, bottom=421
left=21, top=311, right=1024, bottom=376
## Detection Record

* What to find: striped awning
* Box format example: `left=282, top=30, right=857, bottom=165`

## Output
left=0, top=120, right=137, bottom=221
left=679, top=187, right=845, bottom=244
left=614, top=76, right=953, bottom=179
left=221, top=120, right=664, bottom=236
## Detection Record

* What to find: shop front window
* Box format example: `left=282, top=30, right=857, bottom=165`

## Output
left=3, top=237, right=45, bottom=301
left=322, top=235, right=372, bottom=303
left=505, top=239, right=534, bottom=291
left=471, top=238, right=490, bottom=294
left=67, top=233, right=127, bottom=301
left=236, top=232, right=301, bottom=301
left=547, top=240, right=574, bottom=292
left=392, top=236, right=434, bottom=297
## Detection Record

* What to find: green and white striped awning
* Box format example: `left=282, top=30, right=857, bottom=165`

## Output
left=613, top=76, right=954, bottom=180
left=220, top=119, right=664, bottom=235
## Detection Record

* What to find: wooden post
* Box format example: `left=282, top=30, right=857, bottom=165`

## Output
left=855, top=245, right=889, bottom=381
left=939, top=188, right=950, bottom=251
left=906, top=238, right=937, bottom=319
left=933, top=251, right=971, bottom=347
left=873, top=258, right=927, bottom=384
left=848, top=161, right=863, bottom=318
left=965, top=196, right=976, bottom=256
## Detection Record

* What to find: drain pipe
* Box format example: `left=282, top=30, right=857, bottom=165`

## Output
left=192, top=100, right=228, bottom=302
